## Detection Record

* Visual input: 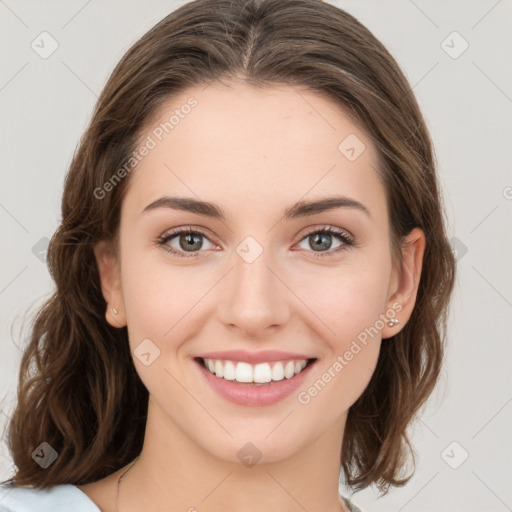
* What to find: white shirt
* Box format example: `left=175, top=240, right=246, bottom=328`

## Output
left=0, top=481, right=363, bottom=512
left=0, top=482, right=101, bottom=512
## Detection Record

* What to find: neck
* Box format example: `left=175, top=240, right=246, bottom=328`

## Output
left=116, top=398, right=349, bottom=512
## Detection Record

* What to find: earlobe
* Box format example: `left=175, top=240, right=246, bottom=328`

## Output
left=93, top=240, right=127, bottom=328
left=106, top=303, right=126, bottom=328
left=382, top=227, right=425, bottom=339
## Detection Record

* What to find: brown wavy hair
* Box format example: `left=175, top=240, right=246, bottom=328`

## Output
left=1, top=0, right=455, bottom=495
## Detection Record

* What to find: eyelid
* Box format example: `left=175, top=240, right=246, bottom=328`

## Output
left=297, top=224, right=354, bottom=243
left=158, top=225, right=217, bottom=241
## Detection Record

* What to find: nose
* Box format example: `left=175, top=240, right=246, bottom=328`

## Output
left=217, top=247, right=291, bottom=338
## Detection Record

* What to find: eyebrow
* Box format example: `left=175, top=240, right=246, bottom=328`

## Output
left=141, top=195, right=371, bottom=220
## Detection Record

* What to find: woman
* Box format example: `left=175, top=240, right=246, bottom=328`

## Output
left=0, top=0, right=455, bottom=511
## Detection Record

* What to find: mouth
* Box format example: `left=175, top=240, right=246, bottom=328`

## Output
left=195, top=357, right=317, bottom=385
left=193, top=355, right=318, bottom=406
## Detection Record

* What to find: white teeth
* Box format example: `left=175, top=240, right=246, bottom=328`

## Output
left=214, top=360, right=224, bottom=378
left=271, top=362, right=285, bottom=381
left=202, top=358, right=311, bottom=383
left=253, top=363, right=272, bottom=383
left=223, top=360, right=236, bottom=380
left=235, top=362, right=253, bottom=382
left=284, top=361, right=295, bottom=379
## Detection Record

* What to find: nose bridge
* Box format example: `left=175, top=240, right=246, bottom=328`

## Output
left=218, top=240, right=290, bottom=336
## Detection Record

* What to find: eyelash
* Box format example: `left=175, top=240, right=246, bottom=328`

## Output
left=156, top=225, right=355, bottom=259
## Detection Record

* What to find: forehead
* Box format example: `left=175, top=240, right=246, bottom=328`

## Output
left=124, top=81, right=386, bottom=223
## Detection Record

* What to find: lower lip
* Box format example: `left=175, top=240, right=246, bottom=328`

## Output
left=194, top=358, right=316, bottom=407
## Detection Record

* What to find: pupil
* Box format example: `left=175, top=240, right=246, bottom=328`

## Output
left=311, top=233, right=332, bottom=251
left=181, top=233, right=202, bottom=251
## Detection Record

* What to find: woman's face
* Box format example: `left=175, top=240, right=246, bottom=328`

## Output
left=96, top=81, right=420, bottom=464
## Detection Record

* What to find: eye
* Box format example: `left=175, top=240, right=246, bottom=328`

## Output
left=157, top=225, right=355, bottom=259
left=294, top=226, right=354, bottom=258
left=157, top=226, right=215, bottom=258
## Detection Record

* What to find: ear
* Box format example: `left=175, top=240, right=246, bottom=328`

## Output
left=382, top=227, right=425, bottom=339
left=93, top=240, right=127, bottom=328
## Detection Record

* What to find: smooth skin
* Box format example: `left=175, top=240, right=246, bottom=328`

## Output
left=80, top=81, right=425, bottom=512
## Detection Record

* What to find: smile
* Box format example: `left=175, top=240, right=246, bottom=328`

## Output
left=194, top=354, right=318, bottom=406
left=200, top=357, right=312, bottom=384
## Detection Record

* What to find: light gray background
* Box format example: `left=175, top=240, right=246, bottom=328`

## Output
left=1, top=1, right=511, bottom=511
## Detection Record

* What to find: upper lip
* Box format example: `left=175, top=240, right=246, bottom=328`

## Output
left=197, top=349, right=315, bottom=364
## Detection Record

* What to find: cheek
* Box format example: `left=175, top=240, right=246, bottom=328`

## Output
left=291, top=258, right=391, bottom=405
left=118, top=252, right=211, bottom=397
left=291, top=259, right=392, bottom=344
left=119, top=243, right=216, bottom=357
left=295, top=277, right=387, bottom=415
left=312, top=279, right=385, bottom=366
